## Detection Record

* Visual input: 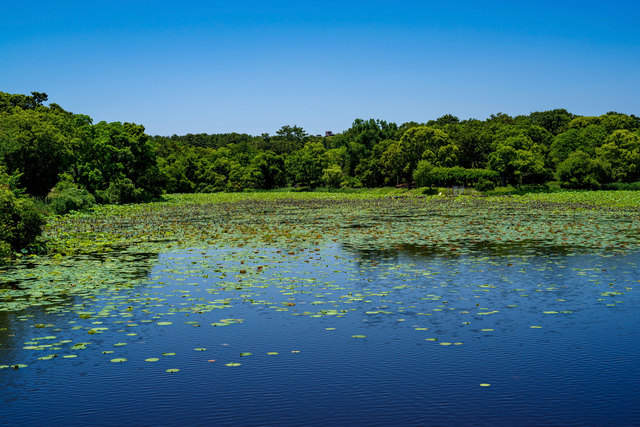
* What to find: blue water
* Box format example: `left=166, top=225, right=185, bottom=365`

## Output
left=1, top=245, right=640, bottom=426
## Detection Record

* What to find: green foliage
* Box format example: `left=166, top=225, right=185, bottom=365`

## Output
left=0, top=239, right=11, bottom=259
left=322, top=165, right=344, bottom=188
left=475, top=178, right=495, bottom=192
left=0, top=91, right=48, bottom=111
left=0, top=182, right=46, bottom=258
left=47, top=176, right=96, bottom=215
left=74, top=121, right=161, bottom=201
left=555, top=151, right=610, bottom=189
left=4, top=91, right=640, bottom=199
left=601, top=181, right=640, bottom=191
left=286, top=142, right=329, bottom=187
left=263, top=125, right=311, bottom=155
left=413, top=160, right=434, bottom=188
left=528, top=109, right=576, bottom=135
left=96, top=176, right=147, bottom=204
left=549, top=125, right=606, bottom=165
left=250, top=151, right=285, bottom=190
left=488, top=134, right=547, bottom=186
left=0, top=107, right=69, bottom=196
left=428, top=167, right=499, bottom=187
left=0, top=166, right=24, bottom=196
left=439, top=120, right=493, bottom=169
left=568, top=113, right=640, bottom=134
left=596, top=130, right=640, bottom=182
left=339, top=175, right=363, bottom=189
left=381, top=126, right=457, bottom=186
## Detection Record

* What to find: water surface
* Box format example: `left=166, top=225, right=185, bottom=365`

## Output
left=1, top=244, right=639, bottom=426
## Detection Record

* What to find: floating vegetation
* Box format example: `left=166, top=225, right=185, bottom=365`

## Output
left=1, top=191, right=639, bottom=386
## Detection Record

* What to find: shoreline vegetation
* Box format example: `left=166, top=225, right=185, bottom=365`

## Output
left=2, top=91, right=640, bottom=263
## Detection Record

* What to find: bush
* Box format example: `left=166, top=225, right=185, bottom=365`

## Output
left=601, top=181, right=640, bottom=191
left=322, top=166, right=343, bottom=188
left=47, top=178, right=96, bottom=215
left=0, top=240, right=11, bottom=259
left=0, top=186, right=46, bottom=259
left=95, top=177, right=148, bottom=204
left=555, top=151, right=610, bottom=190
left=428, top=167, right=499, bottom=187
left=413, top=161, right=434, bottom=188
left=475, top=178, right=495, bottom=192
left=340, top=175, right=363, bottom=189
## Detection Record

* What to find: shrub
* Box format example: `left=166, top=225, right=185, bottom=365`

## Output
left=47, top=178, right=96, bottom=215
left=340, top=175, right=363, bottom=189
left=322, top=166, right=343, bottom=188
left=428, top=167, right=499, bottom=187
left=0, top=186, right=46, bottom=259
left=413, top=161, right=434, bottom=188
left=95, top=177, right=148, bottom=204
left=601, top=181, right=640, bottom=191
left=475, top=178, right=496, bottom=192
left=555, top=151, right=610, bottom=190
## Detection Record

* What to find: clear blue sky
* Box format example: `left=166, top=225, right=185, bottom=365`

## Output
left=2, top=1, right=639, bottom=136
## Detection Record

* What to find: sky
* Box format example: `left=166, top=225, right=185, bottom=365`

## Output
left=2, top=1, right=639, bottom=136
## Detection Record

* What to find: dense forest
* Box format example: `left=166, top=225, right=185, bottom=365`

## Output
left=2, top=91, right=640, bottom=204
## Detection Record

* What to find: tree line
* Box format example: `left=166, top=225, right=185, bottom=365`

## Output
left=2, top=91, right=640, bottom=203
left=153, top=111, right=640, bottom=192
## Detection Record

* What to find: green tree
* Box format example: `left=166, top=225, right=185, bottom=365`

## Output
left=0, top=176, right=46, bottom=258
left=322, top=165, right=344, bottom=188
left=555, top=151, right=610, bottom=189
left=0, top=91, right=48, bottom=112
left=488, top=135, right=545, bottom=186
left=382, top=126, right=457, bottom=186
left=286, top=142, right=328, bottom=187
left=354, top=139, right=394, bottom=187
left=47, top=174, right=96, bottom=215
left=549, top=125, right=607, bottom=165
left=528, top=109, right=575, bottom=135
left=442, top=120, right=493, bottom=169
left=0, top=108, right=69, bottom=196
left=328, top=119, right=398, bottom=176
left=413, top=160, right=434, bottom=188
left=73, top=121, right=161, bottom=202
left=250, top=151, right=286, bottom=190
left=427, top=114, right=460, bottom=127
left=268, top=125, right=309, bottom=154
left=596, top=130, right=640, bottom=182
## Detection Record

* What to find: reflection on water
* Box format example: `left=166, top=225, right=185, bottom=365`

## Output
left=1, top=244, right=640, bottom=426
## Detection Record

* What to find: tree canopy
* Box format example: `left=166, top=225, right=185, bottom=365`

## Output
left=2, top=91, right=640, bottom=199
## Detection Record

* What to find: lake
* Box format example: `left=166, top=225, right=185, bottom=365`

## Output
left=2, top=237, right=639, bottom=426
